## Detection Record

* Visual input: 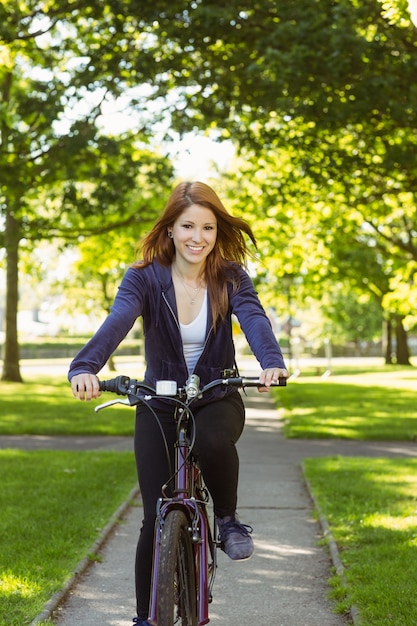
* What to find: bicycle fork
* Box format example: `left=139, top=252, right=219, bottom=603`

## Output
left=148, top=498, right=216, bottom=625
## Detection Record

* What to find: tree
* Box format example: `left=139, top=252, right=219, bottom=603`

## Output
left=0, top=2, right=174, bottom=381
left=222, top=143, right=414, bottom=363
left=132, top=0, right=417, bottom=363
left=57, top=229, right=145, bottom=370
left=3, top=0, right=416, bottom=378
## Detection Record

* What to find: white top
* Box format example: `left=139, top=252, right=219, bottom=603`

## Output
left=180, top=291, right=208, bottom=373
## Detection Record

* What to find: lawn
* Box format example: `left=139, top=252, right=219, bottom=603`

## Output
left=0, top=376, right=135, bottom=435
left=277, top=364, right=417, bottom=440
left=2, top=362, right=417, bottom=625
left=304, top=457, right=417, bottom=626
left=0, top=450, right=138, bottom=626
left=276, top=363, right=417, bottom=625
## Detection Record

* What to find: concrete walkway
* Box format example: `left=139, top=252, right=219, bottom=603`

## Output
left=3, top=385, right=415, bottom=626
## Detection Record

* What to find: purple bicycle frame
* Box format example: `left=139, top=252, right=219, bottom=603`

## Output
left=148, top=419, right=214, bottom=625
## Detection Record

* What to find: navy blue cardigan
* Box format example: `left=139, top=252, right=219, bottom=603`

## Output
left=68, top=260, right=285, bottom=407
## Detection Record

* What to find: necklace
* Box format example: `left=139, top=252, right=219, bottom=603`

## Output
left=173, top=265, right=204, bottom=305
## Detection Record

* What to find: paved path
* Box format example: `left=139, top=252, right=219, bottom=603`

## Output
left=2, top=396, right=413, bottom=625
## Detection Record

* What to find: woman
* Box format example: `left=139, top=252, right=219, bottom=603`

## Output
left=69, top=181, right=288, bottom=626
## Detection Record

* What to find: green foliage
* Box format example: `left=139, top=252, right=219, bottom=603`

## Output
left=122, top=0, right=417, bottom=350
left=3, top=0, right=417, bottom=377
left=0, top=1, right=174, bottom=379
left=318, top=286, right=384, bottom=345
left=0, top=449, right=136, bottom=626
left=57, top=232, right=138, bottom=320
left=383, top=262, right=417, bottom=331
left=304, top=456, right=417, bottom=625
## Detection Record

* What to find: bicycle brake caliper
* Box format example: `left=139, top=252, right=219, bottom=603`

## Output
left=190, top=498, right=201, bottom=543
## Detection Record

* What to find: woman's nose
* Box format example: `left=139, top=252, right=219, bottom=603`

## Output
left=191, top=228, right=202, bottom=241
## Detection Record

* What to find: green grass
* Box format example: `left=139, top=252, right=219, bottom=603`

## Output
left=276, top=365, right=417, bottom=440
left=276, top=365, right=417, bottom=623
left=0, top=450, right=137, bottom=626
left=5, top=364, right=417, bottom=439
left=304, top=457, right=417, bottom=626
left=0, top=376, right=135, bottom=435
left=2, top=361, right=417, bottom=625
left=20, top=337, right=141, bottom=359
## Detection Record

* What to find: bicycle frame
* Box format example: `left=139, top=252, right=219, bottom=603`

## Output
left=148, top=404, right=215, bottom=626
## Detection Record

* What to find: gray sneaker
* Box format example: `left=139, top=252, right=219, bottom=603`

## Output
left=216, top=515, right=254, bottom=560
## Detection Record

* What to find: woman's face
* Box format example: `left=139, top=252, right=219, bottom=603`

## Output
left=171, top=204, right=217, bottom=267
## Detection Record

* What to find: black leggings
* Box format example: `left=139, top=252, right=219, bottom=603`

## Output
left=133, top=391, right=245, bottom=619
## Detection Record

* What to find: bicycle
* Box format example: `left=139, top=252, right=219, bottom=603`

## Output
left=95, top=370, right=287, bottom=626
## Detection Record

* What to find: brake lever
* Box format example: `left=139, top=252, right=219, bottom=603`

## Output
left=94, top=398, right=131, bottom=413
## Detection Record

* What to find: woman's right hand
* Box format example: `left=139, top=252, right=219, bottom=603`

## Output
left=71, top=373, right=101, bottom=401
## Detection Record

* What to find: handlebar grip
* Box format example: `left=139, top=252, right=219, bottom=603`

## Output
left=222, top=376, right=287, bottom=388
left=238, top=376, right=287, bottom=387
left=99, top=375, right=131, bottom=395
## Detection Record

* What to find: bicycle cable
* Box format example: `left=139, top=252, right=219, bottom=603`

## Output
left=137, top=394, right=198, bottom=499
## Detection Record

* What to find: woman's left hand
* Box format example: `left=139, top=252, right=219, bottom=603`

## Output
left=258, top=367, right=288, bottom=392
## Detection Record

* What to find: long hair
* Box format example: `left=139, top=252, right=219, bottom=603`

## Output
left=134, top=181, right=257, bottom=328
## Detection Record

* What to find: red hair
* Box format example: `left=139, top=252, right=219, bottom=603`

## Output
left=134, top=181, right=257, bottom=328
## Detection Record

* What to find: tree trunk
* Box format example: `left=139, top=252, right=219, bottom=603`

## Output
left=395, top=315, right=411, bottom=366
left=1, top=211, right=23, bottom=382
left=383, top=318, right=393, bottom=365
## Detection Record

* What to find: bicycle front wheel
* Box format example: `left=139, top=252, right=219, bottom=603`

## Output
left=157, top=509, right=197, bottom=626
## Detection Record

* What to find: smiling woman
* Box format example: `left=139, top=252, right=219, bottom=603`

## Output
left=68, top=180, right=288, bottom=624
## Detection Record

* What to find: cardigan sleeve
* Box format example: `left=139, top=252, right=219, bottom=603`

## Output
left=68, top=268, right=145, bottom=379
left=230, top=268, right=286, bottom=370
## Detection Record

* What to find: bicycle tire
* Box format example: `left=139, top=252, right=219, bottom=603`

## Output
left=157, top=509, right=197, bottom=626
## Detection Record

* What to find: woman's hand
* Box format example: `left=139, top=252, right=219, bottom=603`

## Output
left=71, top=373, right=101, bottom=401
left=258, top=367, right=288, bottom=393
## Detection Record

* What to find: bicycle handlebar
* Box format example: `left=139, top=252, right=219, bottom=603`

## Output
left=94, top=373, right=286, bottom=412
left=96, top=372, right=286, bottom=408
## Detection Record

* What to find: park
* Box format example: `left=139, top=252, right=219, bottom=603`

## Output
left=1, top=1, right=417, bottom=625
